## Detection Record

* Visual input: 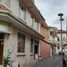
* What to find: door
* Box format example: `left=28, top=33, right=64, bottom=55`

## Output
left=34, top=45, right=38, bottom=59
left=0, top=34, right=4, bottom=64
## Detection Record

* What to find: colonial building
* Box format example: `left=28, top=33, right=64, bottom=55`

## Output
left=0, top=0, right=48, bottom=67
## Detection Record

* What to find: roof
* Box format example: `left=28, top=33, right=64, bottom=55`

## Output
left=57, top=30, right=67, bottom=33
left=48, top=26, right=57, bottom=29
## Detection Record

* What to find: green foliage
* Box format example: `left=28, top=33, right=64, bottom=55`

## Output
left=3, top=57, right=9, bottom=65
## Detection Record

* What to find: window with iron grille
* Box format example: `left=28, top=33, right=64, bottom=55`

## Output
left=17, top=33, right=25, bottom=53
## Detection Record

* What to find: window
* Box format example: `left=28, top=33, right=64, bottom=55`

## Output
left=37, top=22, right=39, bottom=30
left=57, top=37, right=59, bottom=41
left=19, top=3, right=26, bottom=21
left=50, top=31, right=53, bottom=35
left=31, top=18, right=34, bottom=27
left=2, top=0, right=10, bottom=8
left=33, top=19, right=39, bottom=31
left=30, top=38, right=34, bottom=53
left=35, top=22, right=37, bottom=30
left=30, top=39, right=39, bottom=53
left=34, top=40, right=39, bottom=60
left=17, top=33, right=25, bottom=53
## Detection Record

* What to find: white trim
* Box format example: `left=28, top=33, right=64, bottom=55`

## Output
left=0, top=25, right=12, bottom=33
left=0, top=2, right=11, bottom=12
left=0, top=12, right=44, bottom=39
left=0, top=65, right=3, bottom=67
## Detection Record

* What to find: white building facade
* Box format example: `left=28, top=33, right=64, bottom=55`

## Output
left=48, top=27, right=60, bottom=55
left=57, top=30, right=67, bottom=56
left=0, top=0, right=46, bottom=67
left=48, top=26, right=67, bottom=55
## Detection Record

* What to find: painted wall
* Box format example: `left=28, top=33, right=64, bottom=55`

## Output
left=40, top=24, right=48, bottom=41
left=40, top=41, right=51, bottom=59
left=0, top=0, right=41, bottom=33
left=4, top=25, right=18, bottom=67
left=10, top=0, right=40, bottom=33
left=3, top=25, right=34, bottom=67
left=40, top=24, right=52, bottom=59
left=10, top=0, right=19, bottom=17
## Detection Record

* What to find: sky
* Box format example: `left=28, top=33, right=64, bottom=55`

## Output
left=35, top=0, right=67, bottom=30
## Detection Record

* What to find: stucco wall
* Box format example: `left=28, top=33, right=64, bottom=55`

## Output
left=11, top=0, right=19, bottom=17
left=26, top=10, right=32, bottom=26
left=4, top=25, right=18, bottom=65
left=40, top=25, right=48, bottom=41
left=40, top=24, right=52, bottom=58
left=40, top=41, right=51, bottom=59
left=3, top=25, right=34, bottom=67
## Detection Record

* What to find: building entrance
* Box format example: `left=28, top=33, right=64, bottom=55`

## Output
left=0, top=33, right=4, bottom=64
left=34, top=40, right=39, bottom=60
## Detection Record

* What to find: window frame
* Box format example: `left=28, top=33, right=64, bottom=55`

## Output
left=19, top=3, right=26, bottom=21
left=17, top=33, right=25, bottom=53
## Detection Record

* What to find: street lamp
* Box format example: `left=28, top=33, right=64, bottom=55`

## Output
left=58, top=13, right=64, bottom=55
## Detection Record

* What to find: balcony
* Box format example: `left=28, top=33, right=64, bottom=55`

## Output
left=0, top=11, right=44, bottom=40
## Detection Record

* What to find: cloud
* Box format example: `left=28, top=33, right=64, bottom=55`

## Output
left=36, top=0, right=67, bottom=6
left=35, top=0, right=67, bottom=30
